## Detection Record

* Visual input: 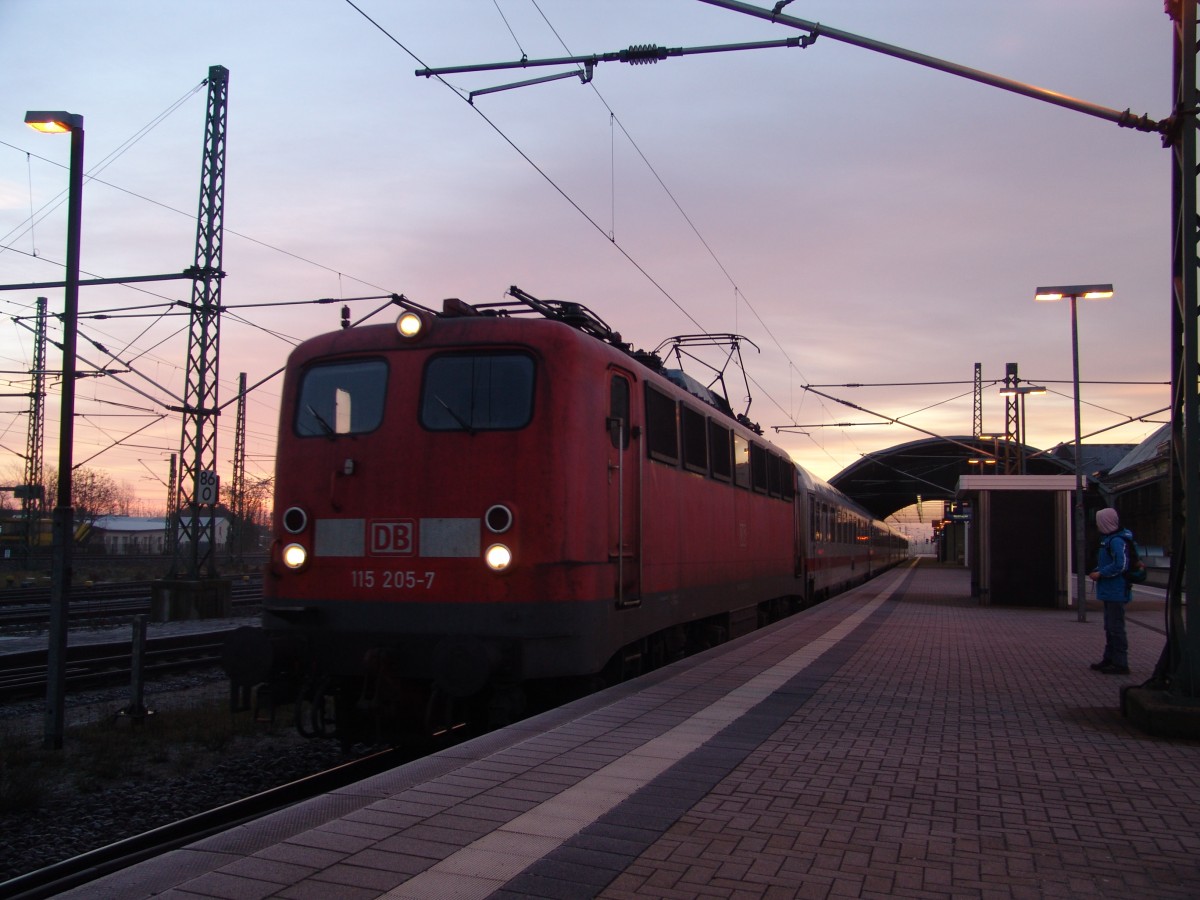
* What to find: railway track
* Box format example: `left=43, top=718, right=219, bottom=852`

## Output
left=0, top=577, right=263, bottom=629
left=0, top=746, right=412, bottom=900
left=0, top=630, right=233, bottom=703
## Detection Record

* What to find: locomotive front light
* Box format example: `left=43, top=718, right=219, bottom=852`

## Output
left=484, top=543, right=513, bottom=572
left=396, top=310, right=425, bottom=339
left=282, top=542, right=309, bottom=570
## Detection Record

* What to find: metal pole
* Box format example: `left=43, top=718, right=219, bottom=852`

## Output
left=45, top=120, right=84, bottom=750
left=126, top=614, right=149, bottom=722
left=1070, top=295, right=1088, bottom=623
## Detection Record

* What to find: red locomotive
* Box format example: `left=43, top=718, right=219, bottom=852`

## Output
left=233, top=287, right=907, bottom=739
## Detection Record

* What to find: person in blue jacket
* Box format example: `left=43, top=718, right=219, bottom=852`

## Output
left=1087, top=507, right=1134, bottom=675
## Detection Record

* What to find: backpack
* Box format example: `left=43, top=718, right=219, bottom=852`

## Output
left=1122, top=537, right=1148, bottom=584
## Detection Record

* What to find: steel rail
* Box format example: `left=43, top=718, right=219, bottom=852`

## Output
left=0, top=747, right=409, bottom=900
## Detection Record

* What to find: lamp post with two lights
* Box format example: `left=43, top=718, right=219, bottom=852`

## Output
left=1035, top=284, right=1114, bottom=624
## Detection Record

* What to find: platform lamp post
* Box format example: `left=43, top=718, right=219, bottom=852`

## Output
left=1035, top=284, right=1113, bottom=623
left=26, top=110, right=84, bottom=750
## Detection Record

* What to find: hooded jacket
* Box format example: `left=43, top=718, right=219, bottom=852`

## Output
left=1094, top=527, right=1135, bottom=602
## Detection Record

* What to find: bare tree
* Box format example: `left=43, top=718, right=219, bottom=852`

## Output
left=43, top=467, right=136, bottom=526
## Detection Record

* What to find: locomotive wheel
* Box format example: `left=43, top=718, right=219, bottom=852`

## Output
left=296, top=676, right=334, bottom=739
left=425, top=686, right=469, bottom=738
left=486, top=683, right=527, bottom=728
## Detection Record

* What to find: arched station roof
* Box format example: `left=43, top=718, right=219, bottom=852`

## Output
left=828, top=435, right=1073, bottom=521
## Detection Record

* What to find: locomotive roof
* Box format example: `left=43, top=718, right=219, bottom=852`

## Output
left=292, top=287, right=755, bottom=424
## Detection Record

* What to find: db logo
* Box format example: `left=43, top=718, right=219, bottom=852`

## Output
left=369, top=519, right=414, bottom=556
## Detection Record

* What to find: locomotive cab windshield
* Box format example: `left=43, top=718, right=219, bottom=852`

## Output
left=295, top=358, right=388, bottom=437
left=420, top=351, right=535, bottom=432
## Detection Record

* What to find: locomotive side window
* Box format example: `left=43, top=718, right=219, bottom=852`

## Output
left=709, top=421, right=732, bottom=482
left=645, top=385, right=679, bottom=464
left=680, top=405, right=708, bottom=474
left=609, top=375, right=630, bottom=449
left=766, top=452, right=781, bottom=497
left=295, top=359, right=388, bottom=437
left=750, top=443, right=768, bottom=493
left=733, top=434, right=750, bottom=488
left=421, top=352, right=535, bottom=431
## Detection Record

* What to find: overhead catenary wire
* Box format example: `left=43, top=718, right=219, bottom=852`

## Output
left=343, top=0, right=705, bottom=334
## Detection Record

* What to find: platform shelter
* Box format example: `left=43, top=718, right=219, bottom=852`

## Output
left=954, top=474, right=1077, bottom=607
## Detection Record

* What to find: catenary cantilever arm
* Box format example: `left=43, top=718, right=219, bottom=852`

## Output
left=694, top=0, right=1169, bottom=135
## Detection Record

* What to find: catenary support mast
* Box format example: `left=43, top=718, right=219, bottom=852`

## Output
left=171, top=65, right=228, bottom=578
left=23, top=297, right=47, bottom=561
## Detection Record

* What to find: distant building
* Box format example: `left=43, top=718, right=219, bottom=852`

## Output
left=92, top=516, right=168, bottom=555
left=1100, top=423, right=1171, bottom=554
left=92, top=515, right=233, bottom=556
left=176, top=515, right=231, bottom=551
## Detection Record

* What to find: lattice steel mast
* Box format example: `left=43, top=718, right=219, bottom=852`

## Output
left=229, top=371, right=246, bottom=564
left=164, top=452, right=177, bottom=554
left=971, top=363, right=982, bottom=438
left=170, top=64, right=228, bottom=578
left=23, top=296, right=47, bottom=559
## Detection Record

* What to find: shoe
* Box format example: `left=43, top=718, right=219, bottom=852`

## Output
left=1098, top=663, right=1130, bottom=675
left=1089, top=661, right=1109, bottom=671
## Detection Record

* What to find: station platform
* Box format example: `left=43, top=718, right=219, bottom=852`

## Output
left=62, top=560, right=1199, bottom=899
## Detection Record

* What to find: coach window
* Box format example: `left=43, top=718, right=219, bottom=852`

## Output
left=709, top=421, right=732, bottom=482
left=681, top=405, right=708, bottom=474
left=645, top=384, right=679, bottom=464
left=609, top=374, right=630, bottom=449
left=733, top=434, right=750, bottom=488
left=295, top=358, right=388, bottom=437
left=421, top=352, right=535, bottom=431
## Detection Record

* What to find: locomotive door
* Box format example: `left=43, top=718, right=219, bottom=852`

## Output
left=607, top=371, right=641, bottom=607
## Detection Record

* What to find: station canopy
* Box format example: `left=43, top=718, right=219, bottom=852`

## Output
left=828, top=435, right=1073, bottom=521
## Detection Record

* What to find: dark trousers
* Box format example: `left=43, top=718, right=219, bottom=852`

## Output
left=1102, top=601, right=1128, bottom=668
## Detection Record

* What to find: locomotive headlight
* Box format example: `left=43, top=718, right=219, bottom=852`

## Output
left=282, top=542, right=308, bottom=569
left=484, top=543, right=512, bottom=572
left=396, top=310, right=425, bottom=339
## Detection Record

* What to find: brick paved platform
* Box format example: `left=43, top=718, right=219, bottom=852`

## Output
left=63, top=561, right=1200, bottom=899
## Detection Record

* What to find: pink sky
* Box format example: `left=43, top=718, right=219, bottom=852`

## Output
left=0, top=0, right=1171, bottom=532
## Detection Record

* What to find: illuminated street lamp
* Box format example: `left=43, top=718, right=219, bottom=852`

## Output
left=26, top=110, right=84, bottom=749
left=1036, top=283, right=1113, bottom=623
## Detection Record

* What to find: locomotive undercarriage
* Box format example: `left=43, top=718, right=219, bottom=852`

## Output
left=228, top=585, right=819, bottom=745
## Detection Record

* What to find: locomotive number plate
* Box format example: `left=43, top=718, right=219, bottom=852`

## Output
left=350, top=569, right=436, bottom=590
